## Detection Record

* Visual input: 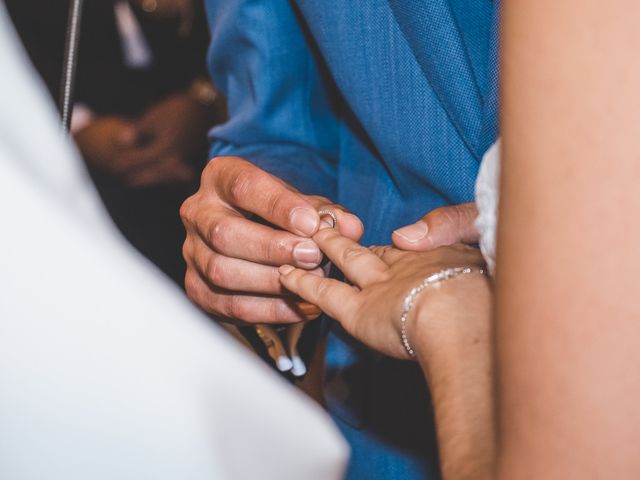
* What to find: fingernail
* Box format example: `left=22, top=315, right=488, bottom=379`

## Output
left=291, top=356, right=307, bottom=377
left=290, top=207, right=319, bottom=236
left=394, top=221, right=428, bottom=243
left=279, top=264, right=295, bottom=275
left=293, top=240, right=322, bottom=267
left=299, top=302, right=322, bottom=319
left=276, top=356, right=293, bottom=372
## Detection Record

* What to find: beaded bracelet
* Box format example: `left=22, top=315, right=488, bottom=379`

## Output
left=400, top=266, right=486, bottom=358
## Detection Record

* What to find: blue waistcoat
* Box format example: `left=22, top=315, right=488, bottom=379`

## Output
left=204, top=1, right=499, bottom=478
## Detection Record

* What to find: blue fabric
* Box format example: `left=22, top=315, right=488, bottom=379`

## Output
left=203, top=1, right=499, bottom=478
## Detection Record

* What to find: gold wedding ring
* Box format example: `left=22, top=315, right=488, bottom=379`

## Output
left=318, top=209, right=338, bottom=229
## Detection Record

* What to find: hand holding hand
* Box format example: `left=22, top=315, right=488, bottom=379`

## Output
left=180, top=156, right=363, bottom=324
left=279, top=228, right=489, bottom=360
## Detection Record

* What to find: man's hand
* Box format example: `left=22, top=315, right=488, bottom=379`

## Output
left=75, top=90, right=217, bottom=188
left=392, top=202, right=479, bottom=251
left=74, top=116, right=142, bottom=173
left=75, top=113, right=195, bottom=188
left=180, top=156, right=364, bottom=324
left=116, top=90, right=214, bottom=187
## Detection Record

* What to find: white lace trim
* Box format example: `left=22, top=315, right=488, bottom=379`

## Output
left=475, top=140, right=501, bottom=276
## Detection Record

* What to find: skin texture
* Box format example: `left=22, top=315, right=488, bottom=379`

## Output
left=247, top=0, right=640, bottom=477
left=496, top=0, right=640, bottom=478
left=393, top=202, right=480, bottom=251
left=279, top=229, right=494, bottom=480
left=279, top=230, right=485, bottom=358
left=181, top=148, right=482, bottom=325
left=180, top=156, right=364, bottom=324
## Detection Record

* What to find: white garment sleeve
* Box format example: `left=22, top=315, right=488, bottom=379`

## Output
left=0, top=5, right=347, bottom=479
left=475, top=140, right=501, bottom=275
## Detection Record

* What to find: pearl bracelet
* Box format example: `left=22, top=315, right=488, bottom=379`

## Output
left=400, top=266, right=486, bottom=358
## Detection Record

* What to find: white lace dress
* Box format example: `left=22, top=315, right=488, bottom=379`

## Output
left=475, top=140, right=501, bottom=275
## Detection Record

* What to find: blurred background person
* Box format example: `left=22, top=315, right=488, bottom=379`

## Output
left=5, top=0, right=225, bottom=284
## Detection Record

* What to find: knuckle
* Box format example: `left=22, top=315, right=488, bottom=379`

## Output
left=226, top=295, right=246, bottom=320
left=429, top=206, right=458, bottom=227
left=277, top=300, right=301, bottom=323
left=315, top=279, right=332, bottom=303
left=184, top=270, right=200, bottom=302
left=284, top=269, right=305, bottom=289
left=181, top=240, right=192, bottom=263
left=264, top=192, right=283, bottom=220
left=185, top=269, right=226, bottom=316
left=264, top=235, right=290, bottom=263
left=425, top=207, right=463, bottom=245
left=179, top=195, right=195, bottom=224
left=340, top=245, right=366, bottom=264
left=207, top=217, right=230, bottom=251
left=455, top=203, right=474, bottom=219
left=450, top=205, right=473, bottom=229
left=268, top=300, right=280, bottom=323
left=228, top=168, right=255, bottom=204
left=204, top=256, right=225, bottom=287
left=314, top=227, right=337, bottom=242
left=307, top=195, right=332, bottom=207
left=442, top=209, right=461, bottom=230
left=202, top=156, right=225, bottom=182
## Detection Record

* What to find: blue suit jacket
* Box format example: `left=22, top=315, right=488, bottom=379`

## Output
left=204, top=1, right=499, bottom=478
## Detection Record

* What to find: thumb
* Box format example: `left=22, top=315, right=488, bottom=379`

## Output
left=317, top=204, right=365, bottom=241
left=304, top=196, right=365, bottom=241
left=392, top=202, right=479, bottom=251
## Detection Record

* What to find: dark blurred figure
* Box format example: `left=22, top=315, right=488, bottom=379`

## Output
left=6, top=0, right=224, bottom=284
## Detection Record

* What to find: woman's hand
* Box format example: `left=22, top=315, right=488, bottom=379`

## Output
left=279, top=227, right=490, bottom=361
left=281, top=228, right=496, bottom=480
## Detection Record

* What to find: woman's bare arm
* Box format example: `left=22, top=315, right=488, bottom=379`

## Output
left=498, top=0, right=640, bottom=477
left=279, top=235, right=495, bottom=480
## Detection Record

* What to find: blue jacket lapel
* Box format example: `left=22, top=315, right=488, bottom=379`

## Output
left=388, top=0, right=484, bottom=158
left=479, top=0, right=501, bottom=155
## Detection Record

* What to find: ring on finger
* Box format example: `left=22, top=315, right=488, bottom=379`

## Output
left=318, top=209, right=338, bottom=229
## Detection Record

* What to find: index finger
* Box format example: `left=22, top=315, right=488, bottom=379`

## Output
left=279, top=265, right=358, bottom=323
left=312, top=228, right=388, bottom=288
left=212, top=157, right=320, bottom=237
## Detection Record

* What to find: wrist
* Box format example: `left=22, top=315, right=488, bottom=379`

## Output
left=409, top=272, right=492, bottom=371
left=416, top=280, right=496, bottom=480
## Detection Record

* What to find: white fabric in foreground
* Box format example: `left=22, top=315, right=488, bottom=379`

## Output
left=475, top=140, right=501, bottom=275
left=0, top=5, right=347, bottom=479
